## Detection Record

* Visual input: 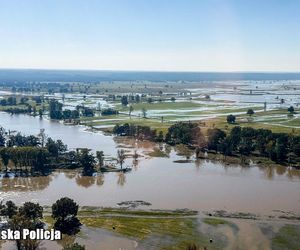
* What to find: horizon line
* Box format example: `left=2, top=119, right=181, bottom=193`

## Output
left=0, top=67, right=300, bottom=74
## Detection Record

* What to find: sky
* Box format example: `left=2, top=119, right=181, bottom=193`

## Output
left=0, top=0, right=299, bottom=72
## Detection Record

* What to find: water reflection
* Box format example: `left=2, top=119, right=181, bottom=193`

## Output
left=96, top=175, right=105, bottom=186
left=0, top=158, right=299, bottom=196
left=75, top=175, right=96, bottom=188
left=117, top=173, right=126, bottom=186
left=0, top=157, right=299, bottom=214
left=257, top=164, right=300, bottom=180
left=0, top=175, right=52, bottom=192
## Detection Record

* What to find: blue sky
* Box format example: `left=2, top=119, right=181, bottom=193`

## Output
left=0, top=0, right=299, bottom=71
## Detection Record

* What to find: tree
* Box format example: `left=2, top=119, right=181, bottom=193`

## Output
left=129, top=105, right=134, bottom=118
left=288, top=106, right=295, bottom=114
left=101, top=108, right=118, bottom=116
left=82, top=108, right=94, bottom=117
left=78, top=149, right=95, bottom=176
left=52, top=197, right=81, bottom=235
left=46, top=138, right=67, bottom=158
left=133, top=150, right=139, bottom=161
left=255, top=129, right=273, bottom=156
left=238, top=127, right=256, bottom=158
left=19, top=202, right=43, bottom=221
left=38, top=129, right=47, bottom=147
left=121, top=96, right=128, bottom=106
left=7, top=96, right=17, bottom=105
left=275, top=134, right=288, bottom=162
left=142, top=107, right=147, bottom=118
left=156, top=131, right=164, bottom=142
left=0, top=127, right=6, bottom=147
left=1, top=200, right=18, bottom=218
left=247, top=109, right=255, bottom=116
left=96, top=150, right=104, bottom=168
left=0, top=148, right=10, bottom=174
left=135, top=95, right=140, bottom=103
left=227, top=126, right=241, bottom=152
left=171, top=97, right=176, bottom=102
left=49, top=99, right=63, bottom=119
left=117, top=149, right=126, bottom=169
left=0, top=99, right=7, bottom=106
left=9, top=213, right=40, bottom=250
left=38, top=109, right=43, bottom=117
left=9, top=202, right=44, bottom=250
left=166, top=122, right=201, bottom=145
left=207, top=128, right=226, bottom=152
left=226, top=114, right=236, bottom=124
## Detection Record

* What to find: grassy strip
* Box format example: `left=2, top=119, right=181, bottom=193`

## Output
left=147, top=148, right=169, bottom=158
left=117, top=101, right=203, bottom=111
left=78, top=208, right=197, bottom=217
left=42, top=208, right=217, bottom=250
left=203, top=116, right=300, bottom=135
left=203, top=218, right=229, bottom=226
left=272, top=224, right=300, bottom=250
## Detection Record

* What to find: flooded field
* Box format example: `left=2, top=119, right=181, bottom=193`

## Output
left=1, top=81, right=300, bottom=249
left=0, top=112, right=299, bottom=216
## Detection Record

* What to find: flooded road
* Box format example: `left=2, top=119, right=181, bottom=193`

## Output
left=0, top=112, right=300, bottom=215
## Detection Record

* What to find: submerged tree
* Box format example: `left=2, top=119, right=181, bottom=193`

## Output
left=78, top=149, right=95, bottom=176
left=0, top=148, right=10, bottom=174
left=117, top=149, right=126, bottom=169
left=96, top=150, right=104, bottom=168
left=121, top=96, right=128, bottom=106
left=142, top=107, right=147, bottom=118
left=129, top=105, right=134, bottom=118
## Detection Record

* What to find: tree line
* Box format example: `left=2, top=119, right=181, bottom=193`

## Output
left=0, top=127, right=129, bottom=176
left=113, top=122, right=300, bottom=165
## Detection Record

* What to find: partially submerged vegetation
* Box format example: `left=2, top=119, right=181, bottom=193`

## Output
left=0, top=80, right=300, bottom=249
left=272, top=224, right=300, bottom=250
left=113, top=121, right=300, bottom=166
left=0, top=128, right=131, bottom=177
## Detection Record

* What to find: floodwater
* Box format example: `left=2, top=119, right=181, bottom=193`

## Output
left=0, top=226, right=137, bottom=250
left=0, top=112, right=300, bottom=216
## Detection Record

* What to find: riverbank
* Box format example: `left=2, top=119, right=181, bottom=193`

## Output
left=41, top=207, right=300, bottom=250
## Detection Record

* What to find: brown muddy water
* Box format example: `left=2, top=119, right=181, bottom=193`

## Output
left=0, top=226, right=138, bottom=250
left=0, top=112, right=300, bottom=249
left=0, top=112, right=299, bottom=215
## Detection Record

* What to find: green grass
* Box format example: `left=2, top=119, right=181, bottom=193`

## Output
left=272, top=224, right=300, bottom=250
left=43, top=208, right=215, bottom=250
left=203, top=218, right=229, bottom=226
left=147, top=148, right=169, bottom=158
left=284, top=118, right=300, bottom=126
left=0, top=104, right=27, bottom=110
left=81, top=216, right=193, bottom=239
left=118, top=101, right=203, bottom=111
left=204, top=111, right=300, bottom=135
left=80, top=216, right=214, bottom=250
left=78, top=208, right=197, bottom=217
left=85, top=117, right=172, bottom=134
